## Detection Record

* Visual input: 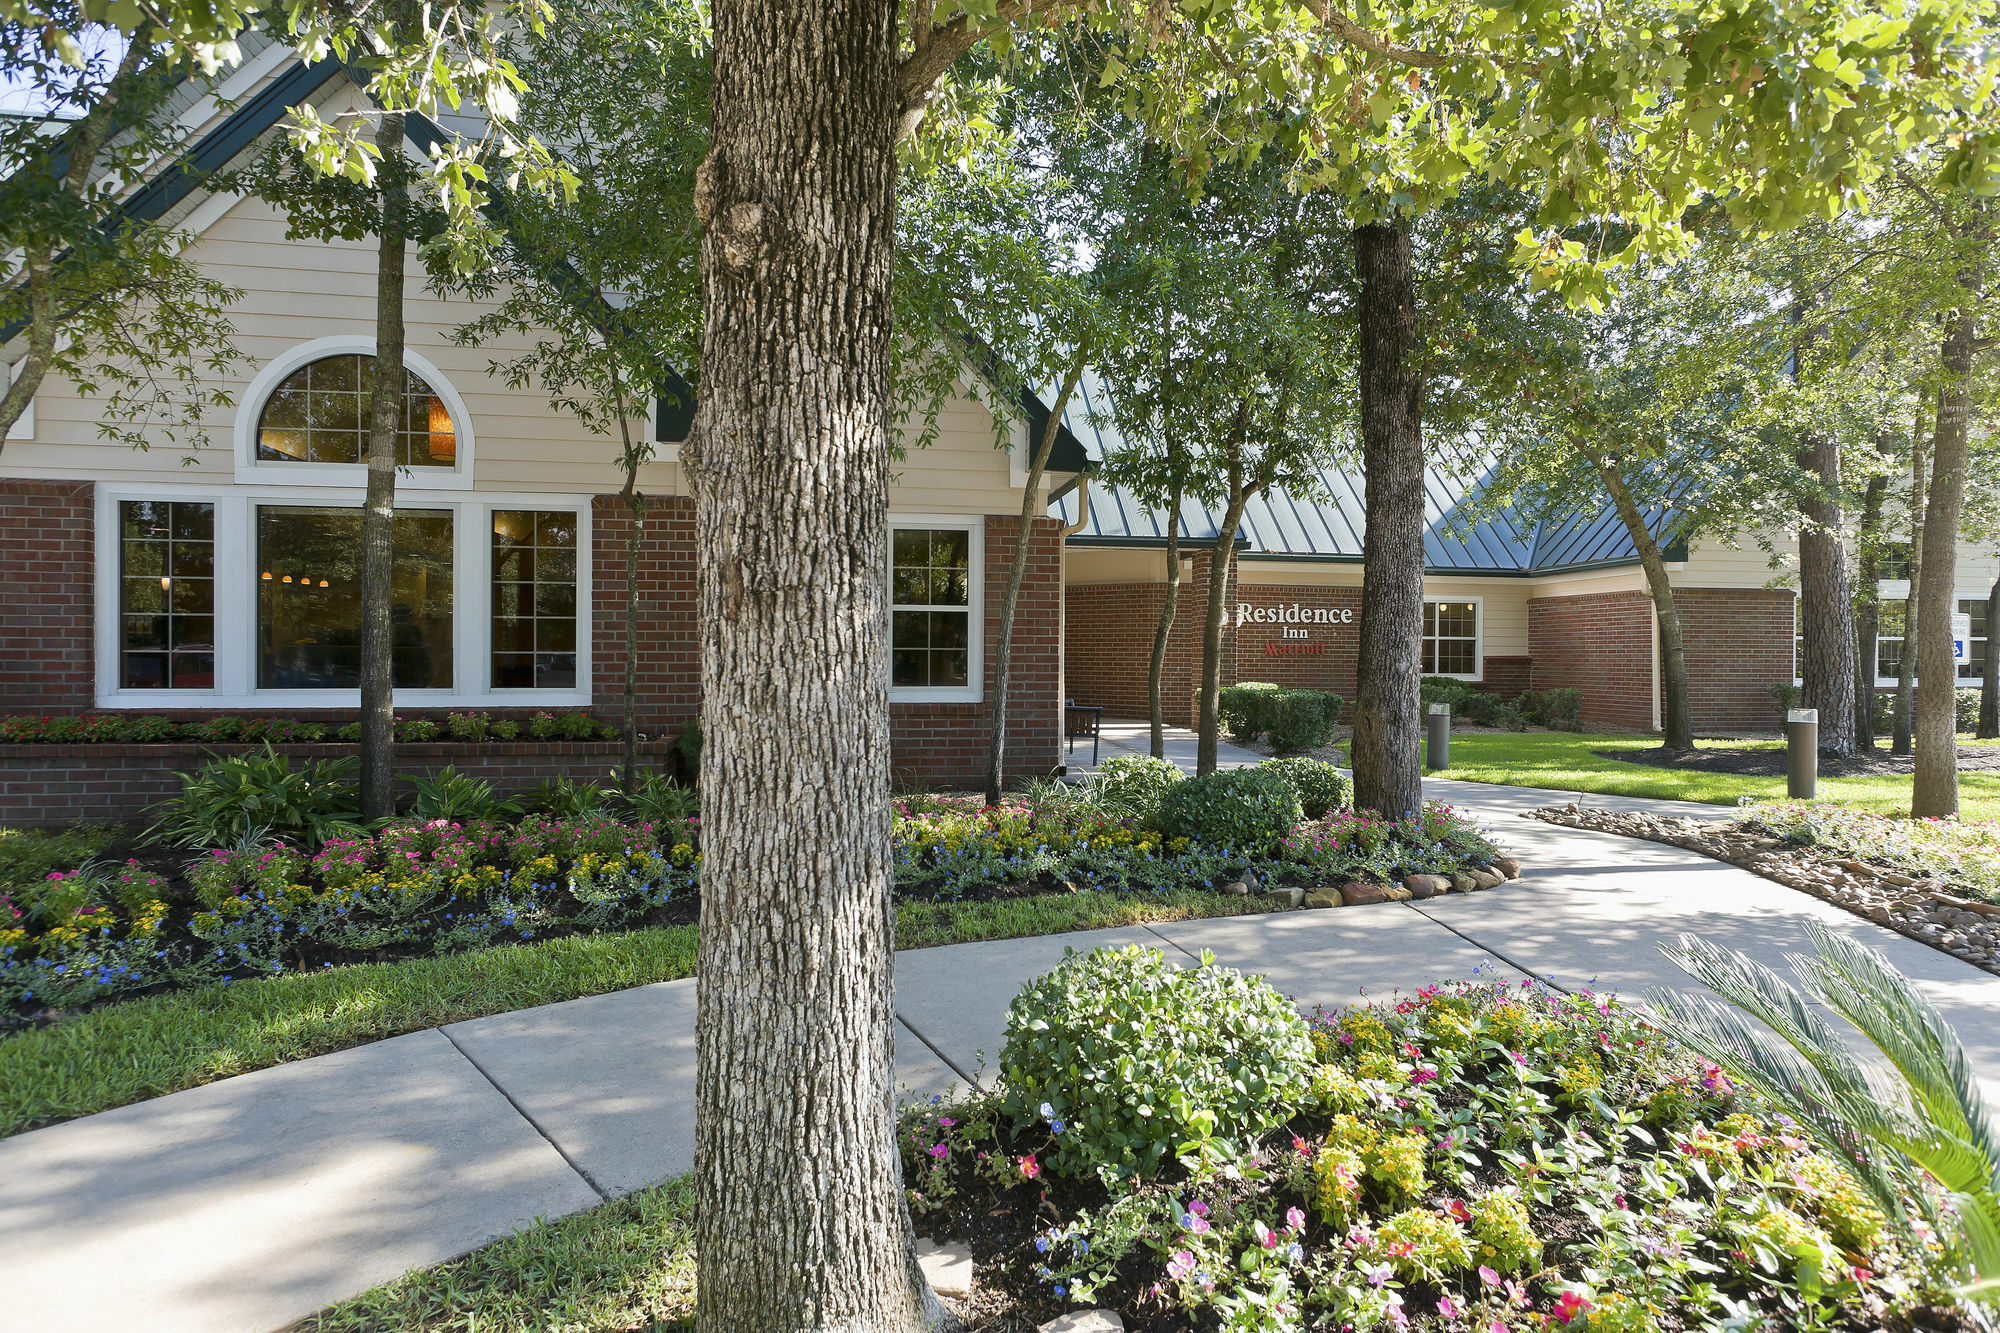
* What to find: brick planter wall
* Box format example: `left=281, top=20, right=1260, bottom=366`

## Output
left=0, top=739, right=671, bottom=828
left=1677, top=587, right=1795, bottom=734
left=1528, top=590, right=1656, bottom=731
left=0, top=479, right=94, bottom=714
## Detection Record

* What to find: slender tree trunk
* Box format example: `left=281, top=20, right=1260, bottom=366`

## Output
left=1853, top=469, right=1887, bottom=749
left=1981, top=576, right=2000, bottom=739
left=1914, top=282, right=1982, bottom=817
left=1797, top=431, right=1858, bottom=754
left=1149, top=486, right=1183, bottom=759
left=1197, top=484, right=1251, bottom=777
left=1350, top=220, right=1425, bottom=818
left=986, top=359, right=1084, bottom=804
left=682, top=1, right=948, bottom=1327
left=1893, top=411, right=1927, bottom=757
left=1588, top=449, right=1694, bottom=751
left=358, top=111, right=407, bottom=822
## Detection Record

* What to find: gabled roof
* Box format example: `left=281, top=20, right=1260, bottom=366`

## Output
left=1047, top=372, right=1679, bottom=576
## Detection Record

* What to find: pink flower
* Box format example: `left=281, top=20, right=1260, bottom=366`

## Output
left=1017, top=1155, right=1039, bottom=1180
left=1285, top=1206, right=1306, bottom=1233
left=1553, top=1290, right=1592, bottom=1324
left=1442, top=1198, right=1472, bottom=1222
left=1478, top=1265, right=1500, bottom=1286
left=1438, top=1294, right=1465, bottom=1318
left=1165, top=1250, right=1196, bottom=1281
left=1187, top=1199, right=1208, bottom=1218
left=1255, top=1221, right=1279, bottom=1249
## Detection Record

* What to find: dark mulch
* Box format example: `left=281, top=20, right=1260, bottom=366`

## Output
left=1598, top=744, right=2000, bottom=779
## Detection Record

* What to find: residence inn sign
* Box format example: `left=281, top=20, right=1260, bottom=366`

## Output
left=1236, top=601, right=1353, bottom=657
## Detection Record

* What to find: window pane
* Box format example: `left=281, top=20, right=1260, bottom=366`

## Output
left=892, top=649, right=928, bottom=687
left=257, top=354, right=455, bottom=469
left=1436, top=639, right=1476, bottom=675
left=490, top=510, right=579, bottom=690
left=933, top=650, right=969, bottom=688
left=930, top=610, right=968, bottom=650
left=892, top=610, right=930, bottom=649
left=889, top=527, right=975, bottom=689
left=258, top=506, right=454, bottom=689
left=120, top=501, right=214, bottom=690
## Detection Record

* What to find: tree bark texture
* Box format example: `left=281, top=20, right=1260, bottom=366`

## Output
left=986, top=361, right=1083, bottom=804
left=1853, top=469, right=1886, bottom=749
left=358, top=111, right=407, bottom=822
left=1588, top=451, right=1694, bottom=751
left=1198, top=494, right=1248, bottom=777
left=682, top=2, right=948, bottom=1329
left=1893, top=427, right=1924, bottom=758
left=1350, top=220, right=1426, bottom=818
left=1149, top=489, right=1183, bottom=761
left=1982, top=576, right=2000, bottom=740
left=1796, top=432, right=1857, bottom=755
left=1914, top=295, right=1981, bottom=817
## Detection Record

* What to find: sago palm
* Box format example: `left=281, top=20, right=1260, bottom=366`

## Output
left=1653, top=920, right=1999, bottom=1304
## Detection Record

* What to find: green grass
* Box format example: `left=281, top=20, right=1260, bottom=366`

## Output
left=1368, top=731, right=2000, bottom=821
left=299, top=1175, right=698, bottom=1332
left=0, top=888, right=1262, bottom=1138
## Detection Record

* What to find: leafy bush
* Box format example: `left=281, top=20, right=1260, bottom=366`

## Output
left=1262, top=756, right=1349, bottom=819
left=675, top=716, right=702, bottom=784
left=525, top=775, right=611, bottom=817
left=404, top=766, right=521, bottom=822
left=1517, top=687, right=1583, bottom=731
left=997, top=944, right=1314, bottom=1182
left=446, top=711, right=490, bottom=742
left=616, top=770, right=699, bottom=824
left=1089, top=754, right=1184, bottom=825
left=1768, top=681, right=1802, bottom=721
left=1420, top=676, right=1475, bottom=708
left=1959, top=686, right=1982, bottom=735
left=1156, top=766, right=1302, bottom=852
left=1217, top=682, right=1286, bottom=743
left=147, top=745, right=362, bottom=849
left=0, top=826, right=120, bottom=890
left=1452, top=691, right=1523, bottom=730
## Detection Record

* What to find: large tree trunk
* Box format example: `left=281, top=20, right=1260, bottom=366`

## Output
left=1982, top=576, right=2000, bottom=739
left=1590, top=450, right=1694, bottom=751
left=1350, top=220, right=1426, bottom=818
left=358, top=111, right=407, bottom=822
left=986, top=361, right=1083, bottom=803
left=1893, top=418, right=1926, bottom=757
left=1149, top=486, right=1183, bottom=760
left=1914, top=292, right=1981, bottom=817
left=1797, top=431, right=1858, bottom=755
left=1196, top=483, right=1251, bottom=777
left=682, top=1, right=948, bottom=1328
left=1853, top=468, right=1887, bottom=748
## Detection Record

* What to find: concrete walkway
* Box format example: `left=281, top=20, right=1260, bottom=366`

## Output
left=5, top=782, right=2000, bottom=1332
left=1065, top=716, right=1266, bottom=775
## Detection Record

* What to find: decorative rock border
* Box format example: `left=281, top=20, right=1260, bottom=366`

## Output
left=1531, top=804, right=2000, bottom=977
left=1216, top=857, right=1523, bottom=912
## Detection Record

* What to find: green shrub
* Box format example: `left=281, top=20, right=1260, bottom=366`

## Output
left=676, top=716, right=702, bottom=785
left=525, top=775, right=609, bottom=816
left=446, top=711, right=491, bottom=742
left=1090, top=754, right=1184, bottom=825
left=1453, top=692, right=1523, bottom=730
left=147, top=744, right=362, bottom=849
left=1266, top=689, right=1343, bottom=753
left=1420, top=676, right=1475, bottom=708
left=404, top=766, right=521, bottom=822
left=998, top=944, right=1314, bottom=1182
left=490, top=718, right=521, bottom=741
left=1217, top=682, right=1285, bottom=744
left=1769, top=682, right=1802, bottom=722
left=1517, top=688, right=1583, bottom=731
left=616, top=770, right=699, bottom=823
left=1262, top=756, right=1350, bottom=819
left=0, top=826, right=121, bottom=890
left=1157, top=766, right=1302, bottom=851
left=1958, top=686, right=1982, bottom=735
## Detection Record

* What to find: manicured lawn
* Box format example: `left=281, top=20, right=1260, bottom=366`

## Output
left=1354, top=731, right=2000, bottom=821
left=0, top=888, right=1263, bottom=1138
left=300, top=1176, right=698, bottom=1332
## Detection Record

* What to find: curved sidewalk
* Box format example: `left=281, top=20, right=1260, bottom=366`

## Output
left=3, top=781, right=1998, bottom=1332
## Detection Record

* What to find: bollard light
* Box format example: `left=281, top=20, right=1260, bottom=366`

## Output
left=1785, top=708, right=1819, bottom=799
left=1426, top=702, right=1451, bottom=772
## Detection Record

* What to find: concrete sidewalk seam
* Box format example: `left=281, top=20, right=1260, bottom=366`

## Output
left=895, top=1014, right=984, bottom=1091
left=438, top=1025, right=614, bottom=1203
left=1404, top=901, right=1574, bottom=996
left=1142, top=921, right=1209, bottom=963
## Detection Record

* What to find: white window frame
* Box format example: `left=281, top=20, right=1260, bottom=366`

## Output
left=1421, top=595, right=1483, bottom=682
left=888, top=514, right=983, bottom=704
left=1874, top=595, right=1908, bottom=688
left=231, top=336, right=477, bottom=491
left=94, top=481, right=591, bottom=709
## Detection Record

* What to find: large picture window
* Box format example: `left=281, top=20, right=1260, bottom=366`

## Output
left=256, top=506, right=454, bottom=689
left=891, top=526, right=972, bottom=690
left=256, top=353, right=456, bottom=468
left=492, top=510, right=579, bottom=688
left=1421, top=600, right=1479, bottom=677
left=119, top=500, right=214, bottom=689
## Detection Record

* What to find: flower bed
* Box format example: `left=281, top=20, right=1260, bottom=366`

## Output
left=901, top=952, right=1974, bottom=1331
left=1532, top=802, right=2000, bottom=976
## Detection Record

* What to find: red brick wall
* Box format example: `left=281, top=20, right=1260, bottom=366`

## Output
left=1064, top=548, right=1234, bottom=727
left=1676, top=587, right=1795, bottom=734
left=0, top=739, right=670, bottom=828
left=0, top=480, right=94, bottom=714
left=1228, top=584, right=1361, bottom=706
left=1482, top=656, right=1532, bottom=700
left=1528, top=590, right=1656, bottom=731
left=891, top=515, right=1066, bottom=787
left=591, top=493, right=699, bottom=739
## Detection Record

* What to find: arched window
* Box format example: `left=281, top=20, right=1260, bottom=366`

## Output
left=255, top=353, right=456, bottom=467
